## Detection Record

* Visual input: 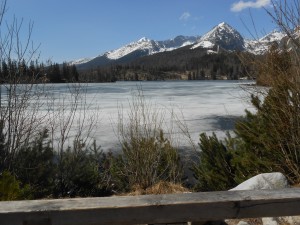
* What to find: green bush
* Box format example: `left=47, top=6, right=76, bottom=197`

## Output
left=192, top=133, right=237, bottom=191
left=0, top=171, right=31, bottom=201
left=192, top=47, right=300, bottom=189
left=234, top=85, right=300, bottom=183
left=12, top=129, right=56, bottom=199
left=4, top=128, right=114, bottom=199
left=54, top=140, right=113, bottom=197
left=232, top=45, right=300, bottom=184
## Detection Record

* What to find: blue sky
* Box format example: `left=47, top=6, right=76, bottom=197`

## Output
left=6, top=0, right=278, bottom=63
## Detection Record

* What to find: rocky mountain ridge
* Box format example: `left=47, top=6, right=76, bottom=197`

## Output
left=72, top=22, right=285, bottom=70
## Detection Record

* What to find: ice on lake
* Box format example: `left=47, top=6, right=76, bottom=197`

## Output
left=2, top=80, right=254, bottom=152
left=63, top=81, right=252, bottom=151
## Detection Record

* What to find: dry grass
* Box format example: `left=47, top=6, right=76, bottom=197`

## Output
left=123, top=181, right=190, bottom=196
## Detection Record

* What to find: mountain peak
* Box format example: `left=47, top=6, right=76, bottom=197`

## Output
left=138, top=37, right=151, bottom=42
left=217, top=22, right=228, bottom=27
left=192, top=22, right=244, bottom=51
left=216, top=22, right=237, bottom=32
left=214, top=22, right=237, bottom=33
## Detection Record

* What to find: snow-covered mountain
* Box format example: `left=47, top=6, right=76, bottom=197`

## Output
left=191, top=23, right=286, bottom=55
left=157, top=35, right=197, bottom=50
left=73, top=22, right=287, bottom=70
left=105, top=37, right=159, bottom=60
left=260, top=30, right=286, bottom=42
left=191, top=22, right=244, bottom=51
left=245, top=30, right=286, bottom=55
left=104, top=36, right=197, bottom=60
left=284, top=28, right=300, bottom=52
left=74, top=35, right=197, bottom=70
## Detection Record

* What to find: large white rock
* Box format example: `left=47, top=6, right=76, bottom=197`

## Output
left=229, top=172, right=295, bottom=225
left=230, top=172, right=289, bottom=191
left=237, top=221, right=250, bottom=225
left=262, top=217, right=279, bottom=225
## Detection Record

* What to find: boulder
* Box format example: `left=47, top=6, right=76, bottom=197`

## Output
left=261, top=217, right=278, bottom=225
left=229, top=172, right=298, bottom=225
left=230, top=172, right=289, bottom=191
left=236, top=221, right=250, bottom=225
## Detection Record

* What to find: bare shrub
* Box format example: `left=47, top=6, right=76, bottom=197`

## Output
left=115, top=88, right=183, bottom=191
left=0, top=0, right=47, bottom=172
left=0, top=0, right=105, bottom=198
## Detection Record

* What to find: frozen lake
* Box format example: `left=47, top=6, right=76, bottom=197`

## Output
left=44, top=80, right=253, bottom=151
left=2, top=80, right=253, bottom=152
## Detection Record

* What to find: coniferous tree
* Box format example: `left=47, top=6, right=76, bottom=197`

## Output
left=48, top=63, right=62, bottom=83
left=62, top=62, right=70, bottom=81
left=12, top=129, right=56, bottom=199
left=71, top=64, right=79, bottom=81
left=192, top=133, right=236, bottom=191
left=0, top=61, right=8, bottom=82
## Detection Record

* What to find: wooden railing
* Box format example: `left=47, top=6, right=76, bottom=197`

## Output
left=0, top=188, right=300, bottom=225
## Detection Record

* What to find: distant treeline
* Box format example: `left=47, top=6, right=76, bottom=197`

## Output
left=0, top=47, right=256, bottom=84
left=0, top=60, right=79, bottom=83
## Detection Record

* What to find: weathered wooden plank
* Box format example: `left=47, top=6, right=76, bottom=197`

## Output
left=0, top=188, right=299, bottom=225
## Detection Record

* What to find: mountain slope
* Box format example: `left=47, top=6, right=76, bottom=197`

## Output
left=105, top=37, right=160, bottom=60
left=105, top=36, right=198, bottom=60
left=75, top=35, right=197, bottom=70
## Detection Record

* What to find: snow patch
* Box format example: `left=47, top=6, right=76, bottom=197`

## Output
left=191, top=40, right=214, bottom=49
left=69, top=57, right=95, bottom=65
left=207, top=49, right=218, bottom=54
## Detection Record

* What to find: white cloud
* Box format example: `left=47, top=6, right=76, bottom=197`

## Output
left=179, top=12, right=191, bottom=21
left=231, top=0, right=271, bottom=12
